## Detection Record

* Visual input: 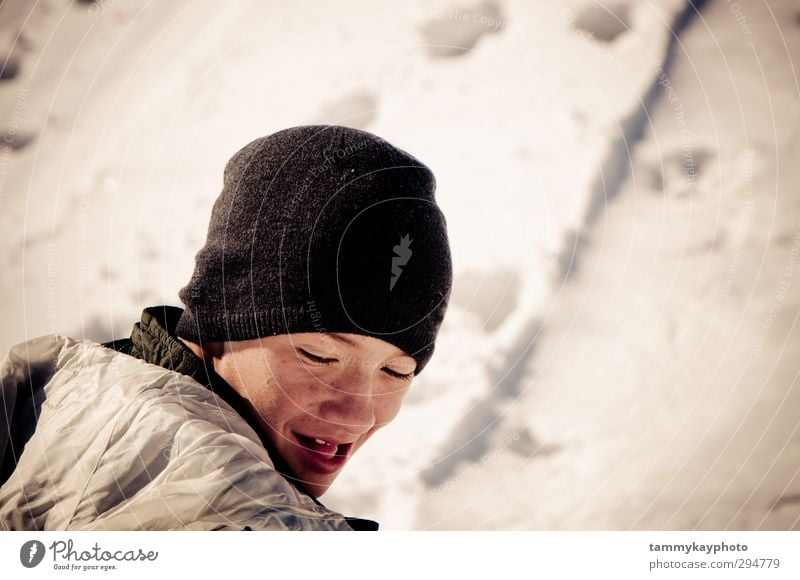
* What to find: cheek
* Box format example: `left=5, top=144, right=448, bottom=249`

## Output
left=254, top=368, right=331, bottom=421
left=353, top=390, right=409, bottom=454
left=373, top=388, right=410, bottom=427
left=244, top=383, right=281, bottom=418
left=218, top=357, right=289, bottom=421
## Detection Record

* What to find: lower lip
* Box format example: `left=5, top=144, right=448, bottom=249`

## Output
left=292, top=434, right=349, bottom=475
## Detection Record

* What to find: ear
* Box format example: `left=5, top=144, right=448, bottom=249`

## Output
left=204, top=340, right=225, bottom=361
left=178, top=338, right=224, bottom=364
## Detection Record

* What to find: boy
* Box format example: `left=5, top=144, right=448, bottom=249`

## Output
left=0, top=125, right=452, bottom=530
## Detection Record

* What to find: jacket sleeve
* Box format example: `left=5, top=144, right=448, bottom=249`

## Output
left=0, top=335, right=66, bottom=489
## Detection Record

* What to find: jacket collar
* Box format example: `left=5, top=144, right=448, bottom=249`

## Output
left=130, top=306, right=211, bottom=386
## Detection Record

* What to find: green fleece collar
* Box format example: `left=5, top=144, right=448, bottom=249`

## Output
left=130, top=306, right=214, bottom=388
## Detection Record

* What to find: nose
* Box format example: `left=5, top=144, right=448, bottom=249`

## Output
left=318, top=363, right=376, bottom=435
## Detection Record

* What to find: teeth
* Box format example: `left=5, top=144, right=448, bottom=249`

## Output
left=314, top=438, right=329, bottom=446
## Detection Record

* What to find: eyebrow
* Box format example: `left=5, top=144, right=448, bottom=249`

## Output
left=327, top=333, right=357, bottom=347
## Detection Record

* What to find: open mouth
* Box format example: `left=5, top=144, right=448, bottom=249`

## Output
left=294, top=432, right=353, bottom=462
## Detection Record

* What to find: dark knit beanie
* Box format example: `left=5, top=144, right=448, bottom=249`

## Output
left=175, top=125, right=452, bottom=375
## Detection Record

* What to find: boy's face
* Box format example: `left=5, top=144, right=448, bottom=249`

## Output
left=210, top=332, right=417, bottom=498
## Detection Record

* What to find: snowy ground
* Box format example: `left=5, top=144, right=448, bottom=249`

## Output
left=1, top=0, right=798, bottom=530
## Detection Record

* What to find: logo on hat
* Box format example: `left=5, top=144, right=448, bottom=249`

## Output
left=390, top=234, right=413, bottom=291
left=20, top=540, right=46, bottom=568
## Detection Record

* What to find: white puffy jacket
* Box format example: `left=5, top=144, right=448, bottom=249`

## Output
left=0, top=334, right=353, bottom=530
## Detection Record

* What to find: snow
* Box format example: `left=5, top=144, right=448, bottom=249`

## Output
left=1, top=0, right=798, bottom=530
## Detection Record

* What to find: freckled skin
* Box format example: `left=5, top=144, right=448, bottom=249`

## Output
left=182, top=333, right=416, bottom=498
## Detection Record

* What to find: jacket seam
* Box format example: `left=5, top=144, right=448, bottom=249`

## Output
left=63, top=406, right=123, bottom=529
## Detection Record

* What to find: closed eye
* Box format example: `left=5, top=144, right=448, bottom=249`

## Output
left=297, top=348, right=337, bottom=364
left=382, top=367, right=414, bottom=381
